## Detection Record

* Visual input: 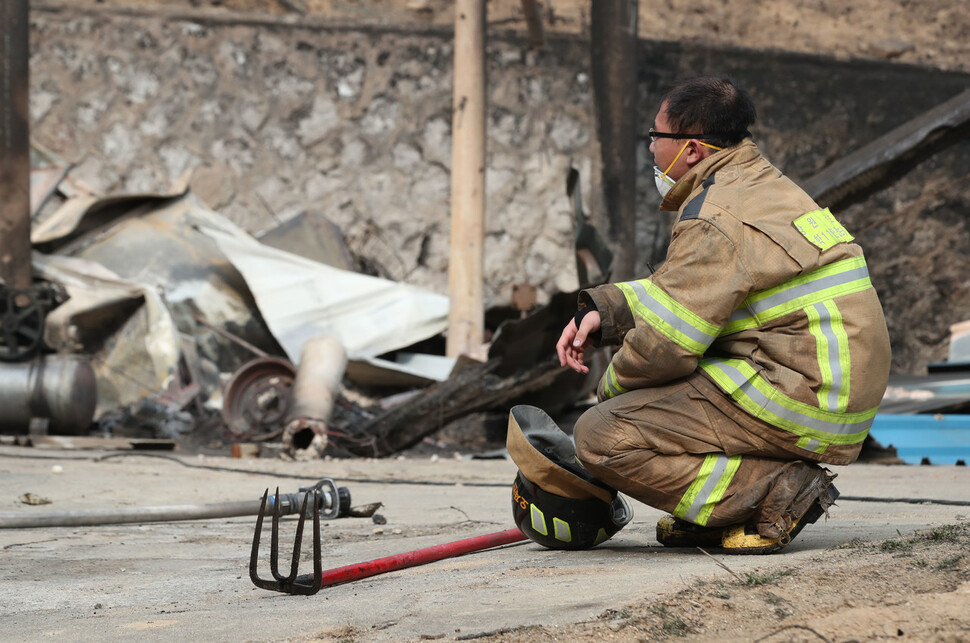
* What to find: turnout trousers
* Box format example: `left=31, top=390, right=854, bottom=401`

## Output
left=574, top=372, right=832, bottom=532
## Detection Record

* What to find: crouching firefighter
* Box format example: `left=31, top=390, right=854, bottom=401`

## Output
left=546, top=75, right=891, bottom=554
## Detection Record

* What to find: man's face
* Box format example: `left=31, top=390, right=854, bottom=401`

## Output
left=649, top=102, right=692, bottom=182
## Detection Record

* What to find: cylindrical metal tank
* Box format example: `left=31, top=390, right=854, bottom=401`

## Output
left=0, top=355, right=98, bottom=435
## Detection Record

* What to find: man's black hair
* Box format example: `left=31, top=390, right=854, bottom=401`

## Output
left=659, top=75, right=756, bottom=148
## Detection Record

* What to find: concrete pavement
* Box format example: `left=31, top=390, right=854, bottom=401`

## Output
left=1, top=445, right=968, bottom=641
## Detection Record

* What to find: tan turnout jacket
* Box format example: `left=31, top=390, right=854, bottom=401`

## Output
left=581, top=140, right=891, bottom=465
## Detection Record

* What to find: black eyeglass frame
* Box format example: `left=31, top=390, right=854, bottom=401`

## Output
left=646, top=128, right=721, bottom=143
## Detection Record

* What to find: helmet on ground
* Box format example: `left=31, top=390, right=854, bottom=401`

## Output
left=512, top=471, right=632, bottom=550
left=507, top=405, right=632, bottom=550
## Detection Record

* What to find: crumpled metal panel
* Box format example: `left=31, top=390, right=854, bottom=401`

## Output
left=33, top=252, right=181, bottom=418
left=200, top=224, right=449, bottom=363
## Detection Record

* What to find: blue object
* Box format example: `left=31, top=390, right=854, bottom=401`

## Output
left=868, top=414, right=970, bottom=465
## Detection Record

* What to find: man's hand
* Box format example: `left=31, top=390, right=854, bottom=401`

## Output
left=556, top=310, right=601, bottom=374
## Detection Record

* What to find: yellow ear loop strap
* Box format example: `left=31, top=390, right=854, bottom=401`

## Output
left=662, top=141, right=691, bottom=175
left=661, top=140, right=724, bottom=175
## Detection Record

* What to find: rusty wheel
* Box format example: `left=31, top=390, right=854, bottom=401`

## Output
left=0, top=286, right=45, bottom=362
left=221, top=357, right=296, bottom=441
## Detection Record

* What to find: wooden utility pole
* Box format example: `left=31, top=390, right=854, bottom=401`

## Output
left=0, top=0, right=32, bottom=289
left=590, top=0, right=639, bottom=282
left=520, top=0, right=545, bottom=49
left=446, top=0, right=487, bottom=358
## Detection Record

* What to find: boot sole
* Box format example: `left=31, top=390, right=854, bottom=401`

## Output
left=721, top=484, right=840, bottom=555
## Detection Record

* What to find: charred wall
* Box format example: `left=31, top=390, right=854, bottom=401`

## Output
left=28, top=8, right=970, bottom=373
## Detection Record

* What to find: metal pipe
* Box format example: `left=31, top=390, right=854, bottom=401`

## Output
left=0, top=0, right=32, bottom=289
left=0, top=489, right=339, bottom=529
left=0, top=500, right=265, bottom=529
left=0, top=355, right=97, bottom=435
left=283, top=334, right=347, bottom=455
left=194, top=315, right=270, bottom=359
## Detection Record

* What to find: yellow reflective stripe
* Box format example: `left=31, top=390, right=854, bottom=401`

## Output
left=602, top=363, right=627, bottom=400
left=530, top=504, right=547, bottom=536
left=806, top=301, right=851, bottom=413
left=673, top=455, right=717, bottom=520
left=617, top=280, right=721, bottom=355
left=827, top=301, right=852, bottom=412
left=749, top=257, right=867, bottom=306
left=699, top=358, right=875, bottom=446
left=796, top=436, right=828, bottom=454
left=793, top=208, right=855, bottom=251
left=593, top=528, right=609, bottom=546
left=723, top=257, right=871, bottom=335
left=697, top=455, right=741, bottom=526
left=553, top=518, right=572, bottom=543
left=805, top=304, right=835, bottom=409
left=673, top=453, right=741, bottom=526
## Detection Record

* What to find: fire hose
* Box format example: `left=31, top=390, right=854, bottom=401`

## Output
left=0, top=479, right=351, bottom=529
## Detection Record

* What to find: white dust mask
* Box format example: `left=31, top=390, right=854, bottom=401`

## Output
left=653, top=140, right=689, bottom=199
left=653, top=166, right=676, bottom=198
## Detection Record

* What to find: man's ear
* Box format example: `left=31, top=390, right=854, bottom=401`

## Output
left=684, top=140, right=713, bottom=167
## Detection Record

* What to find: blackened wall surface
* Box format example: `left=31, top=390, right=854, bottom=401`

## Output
left=29, top=9, right=970, bottom=373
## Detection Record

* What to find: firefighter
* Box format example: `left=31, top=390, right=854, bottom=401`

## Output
left=556, top=75, right=891, bottom=554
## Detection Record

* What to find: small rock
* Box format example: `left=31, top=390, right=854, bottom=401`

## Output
left=373, top=527, right=384, bottom=535
left=19, top=493, right=52, bottom=506
left=867, top=39, right=915, bottom=59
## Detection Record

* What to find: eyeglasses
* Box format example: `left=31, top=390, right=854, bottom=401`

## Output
left=646, top=128, right=715, bottom=143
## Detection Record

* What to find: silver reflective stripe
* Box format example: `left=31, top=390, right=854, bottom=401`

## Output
left=707, top=359, right=874, bottom=436
left=804, top=438, right=821, bottom=452
left=603, top=364, right=626, bottom=399
left=530, top=504, right=548, bottom=536
left=813, top=302, right=844, bottom=412
left=553, top=518, right=571, bottom=542
left=728, top=307, right=751, bottom=324
left=682, top=454, right=730, bottom=523
left=747, top=265, right=869, bottom=317
left=626, top=280, right=719, bottom=349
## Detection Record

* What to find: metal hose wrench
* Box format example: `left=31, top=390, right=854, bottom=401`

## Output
left=249, top=480, right=527, bottom=595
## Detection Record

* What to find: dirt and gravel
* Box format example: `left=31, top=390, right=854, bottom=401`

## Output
left=476, top=525, right=970, bottom=642
left=2, top=448, right=969, bottom=642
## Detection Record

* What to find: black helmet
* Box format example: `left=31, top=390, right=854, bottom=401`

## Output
left=512, top=471, right=632, bottom=550
left=507, top=405, right=632, bottom=550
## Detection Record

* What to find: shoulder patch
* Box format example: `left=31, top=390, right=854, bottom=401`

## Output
left=793, top=208, right=854, bottom=251
left=679, top=176, right=716, bottom=222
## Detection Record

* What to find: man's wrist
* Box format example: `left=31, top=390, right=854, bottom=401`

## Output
left=573, top=307, right=602, bottom=343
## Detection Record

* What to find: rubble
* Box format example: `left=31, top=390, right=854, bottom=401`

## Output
left=5, top=156, right=607, bottom=458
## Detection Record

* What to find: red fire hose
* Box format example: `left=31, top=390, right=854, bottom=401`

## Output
left=316, top=527, right=527, bottom=588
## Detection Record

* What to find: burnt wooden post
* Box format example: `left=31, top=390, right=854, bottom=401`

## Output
left=0, top=0, right=32, bottom=288
left=590, top=0, right=639, bottom=282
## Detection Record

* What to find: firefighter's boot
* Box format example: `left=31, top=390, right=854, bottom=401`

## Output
left=721, top=464, right=839, bottom=555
